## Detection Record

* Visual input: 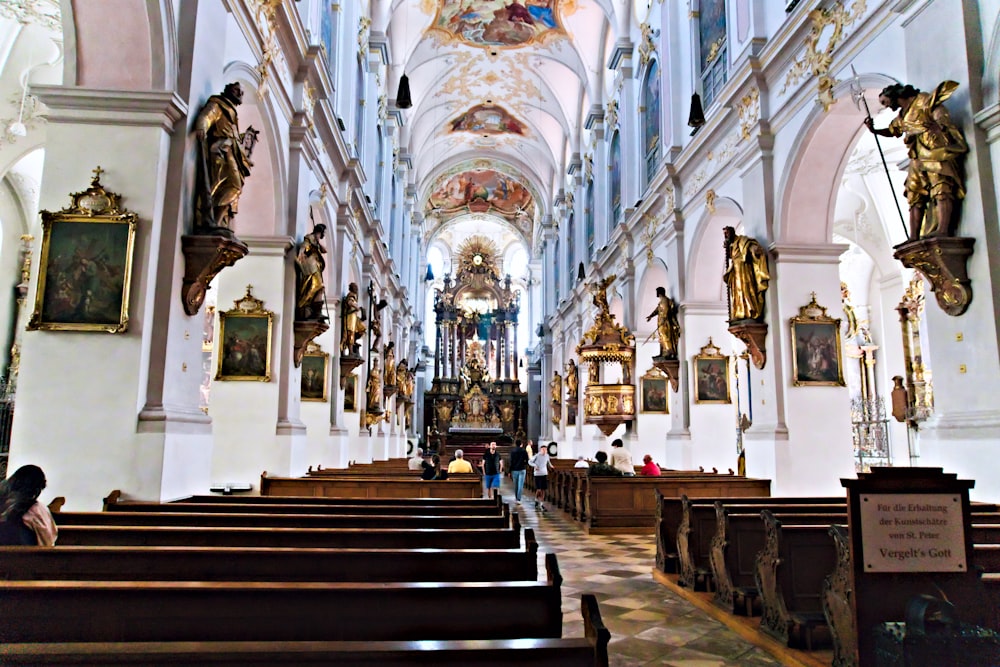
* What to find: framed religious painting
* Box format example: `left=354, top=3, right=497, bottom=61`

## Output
left=28, top=169, right=138, bottom=333
left=300, top=341, right=329, bottom=402
left=790, top=293, right=845, bottom=387
left=640, top=369, right=669, bottom=414
left=215, top=286, right=273, bottom=382
left=343, top=373, right=357, bottom=412
left=693, top=338, right=731, bottom=404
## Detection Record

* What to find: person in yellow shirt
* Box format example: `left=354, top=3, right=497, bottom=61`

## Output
left=447, top=449, right=475, bottom=474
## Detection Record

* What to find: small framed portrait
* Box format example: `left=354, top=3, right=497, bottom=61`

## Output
left=28, top=170, right=138, bottom=333
left=640, top=370, right=669, bottom=414
left=216, top=286, right=273, bottom=382
left=343, top=374, right=357, bottom=412
left=790, top=293, right=845, bottom=387
left=300, top=342, right=329, bottom=402
left=693, top=338, right=731, bottom=404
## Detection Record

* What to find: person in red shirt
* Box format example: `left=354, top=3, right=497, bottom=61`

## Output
left=639, top=454, right=661, bottom=477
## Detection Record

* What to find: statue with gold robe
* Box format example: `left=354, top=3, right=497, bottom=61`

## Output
left=723, top=226, right=770, bottom=323
left=646, top=286, right=680, bottom=359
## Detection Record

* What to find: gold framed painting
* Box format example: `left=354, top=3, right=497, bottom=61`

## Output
left=343, top=373, right=357, bottom=412
left=28, top=169, right=137, bottom=333
left=216, top=285, right=273, bottom=382
left=640, top=369, right=669, bottom=414
left=693, top=338, right=731, bottom=404
left=301, top=341, right=329, bottom=402
left=790, top=293, right=845, bottom=387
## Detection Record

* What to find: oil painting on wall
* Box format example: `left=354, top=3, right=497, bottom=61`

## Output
left=643, top=60, right=661, bottom=175
left=344, top=374, right=357, bottom=412
left=640, top=372, right=668, bottom=413
left=449, top=103, right=525, bottom=135
left=301, top=353, right=329, bottom=402
left=216, top=287, right=273, bottom=382
left=432, top=0, right=563, bottom=48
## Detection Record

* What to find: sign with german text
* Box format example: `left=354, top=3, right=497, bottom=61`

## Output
left=859, top=493, right=966, bottom=573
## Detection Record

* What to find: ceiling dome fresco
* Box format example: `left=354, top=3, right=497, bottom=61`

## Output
left=430, top=0, right=566, bottom=48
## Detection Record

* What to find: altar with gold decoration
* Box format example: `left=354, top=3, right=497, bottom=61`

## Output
left=423, top=237, right=527, bottom=455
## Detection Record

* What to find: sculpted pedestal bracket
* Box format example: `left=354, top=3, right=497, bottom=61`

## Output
left=181, top=233, right=249, bottom=316
left=728, top=320, right=767, bottom=370
left=652, top=356, right=680, bottom=393
left=293, top=320, right=329, bottom=368
left=338, top=354, right=363, bottom=389
left=383, top=383, right=398, bottom=399
left=893, top=236, right=974, bottom=316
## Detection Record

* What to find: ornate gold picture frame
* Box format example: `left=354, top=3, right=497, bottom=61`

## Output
left=693, top=337, right=731, bottom=404
left=790, top=293, right=845, bottom=387
left=301, top=341, right=329, bottom=402
left=216, top=285, right=273, bottom=382
left=343, top=374, right=357, bottom=412
left=640, top=368, right=669, bottom=414
left=28, top=169, right=137, bottom=333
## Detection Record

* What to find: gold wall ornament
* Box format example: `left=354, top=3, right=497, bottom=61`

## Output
left=789, top=293, right=845, bottom=387
left=893, top=236, right=974, bottom=316
left=606, top=99, right=619, bottom=130
left=28, top=168, right=138, bottom=333
left=638, top=22, right=656, bottom=66
left=303, top=82, right=316, bottom=130
left=736, top=87, right=760, bottom=140
left=705, top=189, right=717, bottom=214
left=780, top=0, right=868, bottom=111
left=255, top=0, right=283, bottom=97
left=215, top=285, right=274, bottom=382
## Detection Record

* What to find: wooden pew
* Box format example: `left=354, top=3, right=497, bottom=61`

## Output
left=55, top=524, right=525, bottom=549
left=0, top=593, right=610, bottom=666
left=586, top=474, right=771, bottom=535
left=0, top=554, right=565, bottom=644
left=109, top=500, right=508, bottom=517
left=169, top=493, right=500, bottom=508
left=260, top=473, right=482, bottom=498
left=54, top=510, right=516, bottom=531
left=0, top=534, right=539, bottom=583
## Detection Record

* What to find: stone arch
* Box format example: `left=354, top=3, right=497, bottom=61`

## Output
left=686, top=196, right=743, bottom=303
left=67, top=0, right=156, bottom=89
left=219, top=63, right=285, bottom=237
left=636, top=258, right=669, bottom=320
left=775, top=74, right=897, bottom=245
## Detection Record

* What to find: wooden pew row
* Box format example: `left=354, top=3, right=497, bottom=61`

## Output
left=55, top=524, right=525, bottom=549
left=169, top=493, right=501, bottom=507
left=54, top=510, right=517, bottom=532
left=0, top=534, right=539, bottom=583
left=0, top=554, right=565, bottom=644
left=0, top=593, right=610, bottom=666
left=109, top=501, right=509, bottom=517
left=260, top=473, right=482, bottom=498
left=655, top=493, right=842, bottom=575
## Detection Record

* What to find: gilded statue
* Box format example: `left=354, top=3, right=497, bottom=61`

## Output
left=193, top=82, right=259, bottom=232
left=589, top=274, right=617, bottom=318
left=369, top=289, right=388, bottom=352
left=366, top=357, right=382, bottom=411
left=565, top=359, right=579, bottom=402
left=340, top=282, right=366, bottom=356
left=434, top=399, right=453, bottom=427
left=550, top=371, right=563, bottom=405
left=383, top=341, right=396, bottom=383
left=396, top=358, right=409, bottom=398
left=646, top=286, right=680, bottom=359
left=723, top=226, right=770, bottom=322
left=865, top=82, right=969, bottom=239
left=294, top=223, right=327, bottom=321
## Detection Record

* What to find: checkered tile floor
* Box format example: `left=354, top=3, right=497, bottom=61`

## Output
left=502, top=480, right=783, bottom=666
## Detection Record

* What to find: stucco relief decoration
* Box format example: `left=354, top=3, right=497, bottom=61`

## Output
left=640, top=212, right=662, bottom=264
left=357, top=16, right=372, bottom=58
left=606, top=99, right=619, bottom=130
left=638, top=22, right=656, bottom=66
left=255, top=0, right=284, bottom=97
left=780, top=0, right=867, bottom=112
left=0, top=0, right=61, bottom=31
left=430, top=0, right=565, bottom=48
left=426, top=168, right=535, bottom=233
left=449, top=103, right=526, bottom=135
left=1, top=93, right=45, bottom=146
left=737, top=86, right=760, bottom=140
left=303, top=82, right=316, bottom=130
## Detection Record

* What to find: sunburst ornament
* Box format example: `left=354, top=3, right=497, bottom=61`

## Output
left=456, top=236, right=501, bottom=277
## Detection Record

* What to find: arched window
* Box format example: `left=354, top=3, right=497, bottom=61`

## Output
left=565, top=211, right=575, bottom=293
left=389, top=175, right=398, bottom=256
left=585, top=179, right=595, bottom=260
left=374, top=128, right=384, bottom=215
left=554, top=239, right=561, bottom=303
left=609, top=131, right=622, bottom=226
left=642, top=60, right=661, bottom=187
left=355, top=61, right=365, bottom=155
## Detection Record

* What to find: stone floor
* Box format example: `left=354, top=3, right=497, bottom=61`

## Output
left=502, top=479, right=784, bottom=667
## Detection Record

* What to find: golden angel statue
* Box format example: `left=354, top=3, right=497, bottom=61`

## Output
left=723, top=226, right=770, bottom=323
left=865, top=81, right=969, bottom=239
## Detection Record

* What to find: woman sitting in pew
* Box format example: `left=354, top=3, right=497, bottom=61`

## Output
left=0, top=464, right=58, bottom=546
left=421, top=454, right=448, bottom=481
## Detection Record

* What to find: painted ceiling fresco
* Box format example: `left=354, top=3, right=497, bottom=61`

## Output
left=425, top=168, right=535, bottom=232
left=449, top=103, right=526, bottom=135
left=431, top=0, right=564, bottom=48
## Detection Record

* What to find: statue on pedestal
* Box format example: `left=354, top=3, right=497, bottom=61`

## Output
left=723, top=226, right=769, bottom=323
left=294, top=223, right=327, bottom=321
left=646, top=286, right=680, bottom=359
left=565, top=359, right=579, bottom=402
left=366, top=357, right=382, bottom=411
left=383, top=341, right=396, bottom=382
left=340, top=282, right=366, bottom=356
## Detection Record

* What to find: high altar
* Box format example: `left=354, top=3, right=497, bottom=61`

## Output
left=424, top=237, right=527, bottom=452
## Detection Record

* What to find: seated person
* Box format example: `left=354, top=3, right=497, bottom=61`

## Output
left=609, top=438, right=635, bottom=476
left=421, top=454, right=448, bottom=480
left=573, top=456, right=590, bottom=469
left=0, top=464, right=57, bottom=546
left=408, top=447, right=425, bottom=471
left=639, top=454, right=662, bottom=476
left=588, top=451, right=623, bottom=477
left=446, top=449, right=475, bottom=474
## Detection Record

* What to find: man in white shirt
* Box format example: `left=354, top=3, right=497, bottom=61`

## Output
left=529, top=443, right=555, bottom=511
left=407, top=448, right=425, bottom=471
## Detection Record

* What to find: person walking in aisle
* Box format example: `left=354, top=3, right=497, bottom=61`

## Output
left=529, top=443, right=555, bottom=511
left=479, top=441, right=504, bottom=500
left=508, top=440, right=529, bottom=504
